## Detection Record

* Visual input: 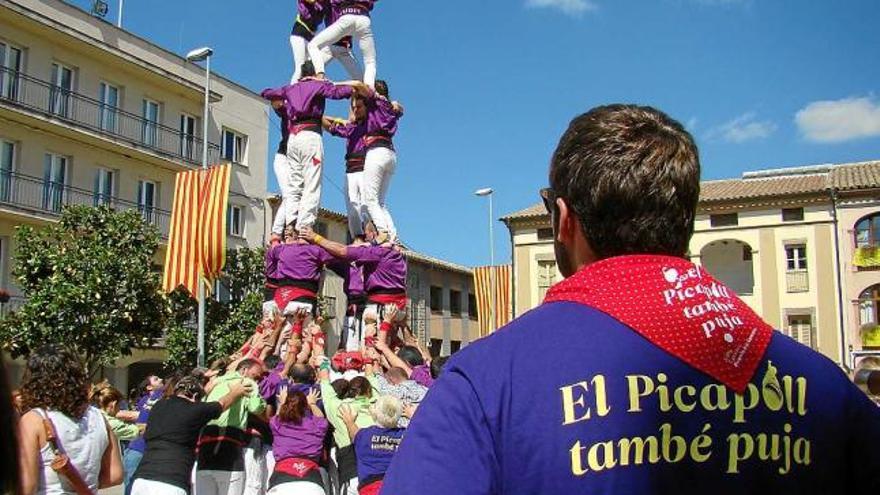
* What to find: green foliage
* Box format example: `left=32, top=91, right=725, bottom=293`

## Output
left=0, top=205, right=169, bottom=374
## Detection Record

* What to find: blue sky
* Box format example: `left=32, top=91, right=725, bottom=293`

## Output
left=74, top=0, right=880, bottom=267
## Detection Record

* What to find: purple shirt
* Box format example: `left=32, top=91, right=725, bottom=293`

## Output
left=329, top=260, right=366, bottom=299
left=329, top=0, right=376, bottom=19
left=259, top=363, right=286, bottom=403
left=271, top=414, right=329, bottom=462
left=346, top=245, right=406, bottom=294
left=261, top=79, right=353, bottom=124
left=365, top=95, right=401, bottom=140
left=328, top=119, right=368, bottom=171
left=266, top=243, right=336, bottom=285
left=353, top=426, right=404, bottom=485
left=297, top=0, right=326, bottom=31
left=127, top=388, right=164, bottom=453
left=409, top=364, right=434, bottom=388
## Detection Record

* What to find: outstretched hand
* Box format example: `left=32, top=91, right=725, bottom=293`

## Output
left=383, top=304, right=399, bottom=324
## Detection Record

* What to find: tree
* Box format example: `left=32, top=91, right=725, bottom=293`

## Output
left=0, top=206, right=169, bottom=375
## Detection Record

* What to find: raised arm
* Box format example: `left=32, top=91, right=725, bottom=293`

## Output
left=260, top=86, right=288, bottom=101
left=215, top=379, right=253, bottom=412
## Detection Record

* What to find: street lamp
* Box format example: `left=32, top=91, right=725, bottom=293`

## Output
left=475, top=188, right=496, bottom=333
left=187, top=46, right=213, bottom=367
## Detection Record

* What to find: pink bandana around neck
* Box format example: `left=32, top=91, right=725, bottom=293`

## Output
left=543, top=255, right=773, bottom=393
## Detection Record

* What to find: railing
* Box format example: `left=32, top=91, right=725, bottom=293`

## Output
left=785, top=269, right=810, bottom=293
left=0, top=67, right=221, bottom=166
left=0, top=169, right=172, bottom=238
left=0, top=295, right=26, bottom=318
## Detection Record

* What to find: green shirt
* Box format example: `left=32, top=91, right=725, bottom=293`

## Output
left=204, top=372, right=265, bottom=430
left=102, top=411, right=140, bottom=442
left=320, top=377, right=376, bottom=448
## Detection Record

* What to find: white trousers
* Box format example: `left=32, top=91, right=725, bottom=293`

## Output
left=345, top=171, right=367, bottom=238
left=195, top=470, right=245, bottom=495
left=272, top=153, right=295, bottom=235
left=132, top=478, right=187, bottom=495
left=290, top=35, right=363, bottom=83
left=344, top=314, right=362, bottom=352
left=286, top=130, right=324, bottom=231
left=308, top=15, right=376, bottom=87
left=267, top=481, right=325, bottom=495
left=242, top=443, right=268, bottom=495
left=362, top=147, right=397, bottom=241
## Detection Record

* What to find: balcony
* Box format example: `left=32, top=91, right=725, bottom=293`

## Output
left=0, top=67, right=221, bottom=167
left=0, top=295, right=25, bottom=318
left=0, top=169, right=171, bottom=238
left=785, top=270, right=810, bottom=293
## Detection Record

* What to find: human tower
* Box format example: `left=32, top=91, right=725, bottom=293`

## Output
left=257, top=0, right=407, bottom=355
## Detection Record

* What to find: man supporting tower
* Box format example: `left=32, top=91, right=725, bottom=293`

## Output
left=291, top=0, right=363, bottom=83
left=324, top=97, right=368, bottom=240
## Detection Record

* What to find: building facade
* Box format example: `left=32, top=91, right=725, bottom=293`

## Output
left=503, top=160, right=880, bottom=369
left=0, top=0, right=270, bottom=385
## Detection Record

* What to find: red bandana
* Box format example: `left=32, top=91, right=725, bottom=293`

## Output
left=544, top=255, right=772, bottom=393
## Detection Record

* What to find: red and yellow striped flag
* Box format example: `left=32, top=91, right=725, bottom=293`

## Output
left=474, top=265, right=512, bottom=337
left=162, top=164, right=232, bottom=299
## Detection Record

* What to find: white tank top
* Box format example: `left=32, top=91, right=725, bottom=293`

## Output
left=36, top=406, right=109, bottom=495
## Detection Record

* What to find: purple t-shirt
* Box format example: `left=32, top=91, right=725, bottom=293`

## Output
left=409, top=364, right=434, bottom=388
left=329, top=260, right=366, bottom=300
left=127, top=389, right=165, bottom=453
left=266, top=243, right=336, bottom=284
left=345, top=245, right=406, bottom=294
left=382, top=302, right=880, bottom=494
left=260, top=363, right=287, bottom=404
left=297, top=0, right=326, bottom=31
left=327, top=119, right=368, bottom=171
left=353, top=425, right=405, bottom=485
left=271, top=414, right=329, bottom=462
left=261, top=79, right=353, bottom=123
left=365, top=95, right=400, bottom=140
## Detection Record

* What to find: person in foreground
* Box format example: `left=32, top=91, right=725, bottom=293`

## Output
left=381, top=104, right=880, bottom=494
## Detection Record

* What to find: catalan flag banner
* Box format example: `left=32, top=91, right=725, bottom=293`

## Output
left=474, top=265, right=512, bottom=337
left=162, top=164, right=232, bottom=300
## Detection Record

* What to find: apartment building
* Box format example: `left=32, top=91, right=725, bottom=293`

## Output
left=0, top=0, right=270, bottom=315
left=502, top=160, right=880, bottom=369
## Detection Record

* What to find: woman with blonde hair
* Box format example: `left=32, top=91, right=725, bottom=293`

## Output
left=90, top=382, right=141, bottom=444
left=339, top=395, right=405, bottom=495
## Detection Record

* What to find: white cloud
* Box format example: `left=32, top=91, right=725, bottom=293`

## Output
left=706, top=112, right=777, bottom=143
left=525, top=0, right=598, bottom=16
left=795, top=96, right=880, bottom=143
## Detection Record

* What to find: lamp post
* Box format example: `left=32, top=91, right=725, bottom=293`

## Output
left=117, top=0, right=123, bottom=27
left=475, top=188, right=496, bottom=332
left=186, top=46, right=213, bottom=367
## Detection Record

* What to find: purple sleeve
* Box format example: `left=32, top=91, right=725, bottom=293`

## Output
left=261, top=86, right=287, bottom=100
left=321, top=82, right=354, bottom=100
left=382, top=370, right=499, bottom=494
left=410, top=365, right=434, bottom=388
left=317, top=246, right=339, bottom=265
left=327, top=121, right=357, bottom=138
left=345, top=245, right=383, bottom=264
left=266, top=246, right=279, bottom=278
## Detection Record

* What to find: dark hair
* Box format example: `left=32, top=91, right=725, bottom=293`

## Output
left=549, top=104, right=700, bottom=258
left=397, top=346, right=424, bottom=367
left=210, top=357, right=231, bottom=376
left=430, top=356, right=449, bottom=380
left=289, top=364, right=316, bottom=385
left=21, top=345, right=90, bottom=419
left=278, top=389, right=308, bottom=425
left=264, top=355, right=281, bottom=371
left=346, top=376, right=373, bottom=399
left=375, top=80, right=389, bottom=98
left=162, top=371, right=184, bottom=399
left=191, top=367, right=209, bottom=386
left=301, top=61, right=316, bottom=78
left=331, top=378, right=350, bottom=399
left=173, top=375, right=205, bottom=401
left=237, top=359, right=260, bottom=374
left=0, top=353, right=19, bottom=494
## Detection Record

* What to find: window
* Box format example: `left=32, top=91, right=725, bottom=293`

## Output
left=99, top=82, right=119, bottom=132
left=142, top=99, right=160, bottom=147
left=710, top=213, right=738, bottom=227
left=855, top=214, right=880, bottom=249
left=785, top=245, right=807, bottom=271
left=429, top=338, right=443, bottom=358
left=222, top=129, right=247, bottom=165
left=537, top=228, right=554, bottom=240
left=138, top=180, right=157, bottom=224
left=449, top=289, right=462, bottom=316
left=430, top=286, right=443, bottom=313
left=0, top=42, right=23, bottom=100
left=450, top=340, right=462, bottom=354
left=785, top=314, right=814, bottom=349
left=0, top=140, right=14, bottom=202
left=782, top=208, right=804, bottom=222
left=179, top=114, right=197, bottom=160
left=43, top=153, right=68, bottom=212
left=94, top=168, right=115, bottom=206
left=50, top=63, right=73, bottom=117
left=227, top=205, right=244, bottom=237
left=537, top=259, right=557, bottom=301
left=468, top=293, right=478, bottom=320
left=859, top=285, right=880, bottom=348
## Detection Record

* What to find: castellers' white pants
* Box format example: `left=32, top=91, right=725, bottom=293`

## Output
left=242, top=440, right=268, bottom=495
left=307, top=15, right=376, bottom=87
left=286, top=130, right=324, bottom=231
left=343, top=314, right=362, bottom=352
left=345, top=170, right=367, bottom=238
left=272, top=152, right=296, bottom=235
left=290, top=35, right=363, bottom=83
left=362, top=147, right=397, bottom=241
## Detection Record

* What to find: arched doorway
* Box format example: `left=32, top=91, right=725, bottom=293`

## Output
left=700, top=240, right=755, bottom=295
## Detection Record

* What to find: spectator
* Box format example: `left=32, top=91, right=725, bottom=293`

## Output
left=131, top=375, right=252, bottom=495
left=340, top=395, right=405, bottom=495
left=381, top=105, right=880, bottom=494
left=17, top=344, right=124, bottom=494
left=90, top=382, right=141, bottom=444
left=267, top=387, right=328, bottom=495
left=122, top=375, right=164, bottom=495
